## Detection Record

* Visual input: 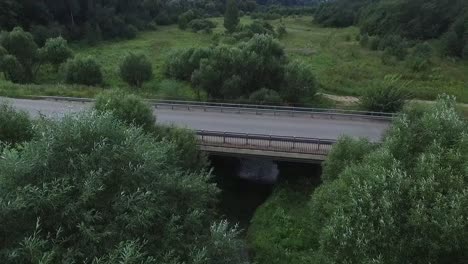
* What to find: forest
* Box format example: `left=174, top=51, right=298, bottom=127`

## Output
left=0, top=0, right=467, bottom=263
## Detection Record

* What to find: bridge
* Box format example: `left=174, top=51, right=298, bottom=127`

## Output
left=2, top=96, right=392, bottom=162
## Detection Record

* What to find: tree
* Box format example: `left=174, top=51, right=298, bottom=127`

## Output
left=0, top=27, right=39, bottom=83
left=0, top=112, right=249, bottom=263
left=40, top=36, right=73, bottom=71
left=280, top=61, right=317, bottom=104
left=119, top=53, right=153, bottom=87
left=308, top=95, right=468, bottom=264
left=224, top=0, right=240, bottom=33
left=94, top=90, right=155, bottom=131
left=64, top=56, right=103, bottom=86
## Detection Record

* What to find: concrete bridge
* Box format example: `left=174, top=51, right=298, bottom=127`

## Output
left=2, top=96, right=392, bottom=162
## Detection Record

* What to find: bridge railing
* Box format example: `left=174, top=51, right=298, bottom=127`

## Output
left=34, top=96, right=395, bottom=121
left=196, top=130, right=337, bottom=155
left=153, top=99, right=395, bottom=121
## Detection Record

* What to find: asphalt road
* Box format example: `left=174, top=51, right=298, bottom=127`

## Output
left=2, top=97, right=390, bottom=141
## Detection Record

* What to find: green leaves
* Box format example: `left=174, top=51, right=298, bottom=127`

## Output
left=308, top=95, right=468, bottom=263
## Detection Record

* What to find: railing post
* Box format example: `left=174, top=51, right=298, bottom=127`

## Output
left=246, top=134, right=249, bottom=145
left=223, top=132, right=226, bottom=144
left=201, top=131, right=205, bottom=142
left=317, top=139, right=321, bottom=151
left=269, top=135, right=272, bottom=147
left=293, top=137, right=296, bottom=150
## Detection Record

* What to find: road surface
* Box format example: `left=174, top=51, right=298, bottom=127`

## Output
left=2, top=97, right=390, bottom=141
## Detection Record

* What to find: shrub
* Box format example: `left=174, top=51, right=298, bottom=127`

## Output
left=462, top=42, right=468, bottom=59
left=94, top=90, right=155, bottom=131
left=165, top=48, right=212, bottom=81
left=178, top=10, right=199, bottom=30
left=249, top=88, right=282, bottom=105
left=360, top=75, right=409, bottom=113
left=122, top=24, right=138, bottom=39
left=280, top=61, right=317, bottom=104
left=0, top=103, right=34, bottom=145
left=31, top=24, right=64, bottom=47
left=119, top=53, right=153, bottom=87
left=40, top=37, right=73, bottom=71
left=0, top=27, right=40, bottom=83
left=1, top=55, right=25, bottom=83
left=276, top=24, right=287, bottom=38
left=322, top=136, right=374, bottom=183
left=152, top=125, right=208, bottom=171
left=0, top=112, right=248, bottom=263
left=187, top=19, right=216, bottom=33
left=368, top=36, right=380, bottom=50
left=359, top=33, right=369, bottom=47
left=309, top=96, right=468, bottom=263
left=64, top=56, right=103, bottom=86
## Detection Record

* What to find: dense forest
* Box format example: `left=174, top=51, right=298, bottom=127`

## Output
left=315, top=0, right=468, bottom=58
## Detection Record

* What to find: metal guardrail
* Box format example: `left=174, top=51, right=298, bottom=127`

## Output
left=196, top=130, right=336, bottom=155
left=34, top=96, right=395, bottom=121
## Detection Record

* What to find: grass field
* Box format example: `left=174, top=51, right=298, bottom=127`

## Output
left=1, top=15, right=467, bottom=105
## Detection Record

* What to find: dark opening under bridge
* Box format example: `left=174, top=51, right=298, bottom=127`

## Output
left=4, top=96, right=392, bottom=162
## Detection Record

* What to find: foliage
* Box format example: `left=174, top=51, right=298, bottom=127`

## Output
left=276, top=24, right=287, bottom=38
left=249, top=88, right=282, bottom=105
left=248, top=179, right=318, bottom=264
left=405, top=42, right=433, bottom=72
left=307, top=95, right=468, bottom=264
left=233, top=20, right=277, bottom=40
left=314, top=0, right=368, bottom=27
left=187, top=19, right=217, bottom=33
left=94, top=90, right=155, bottom=131
left=0, top=27, right=39, bottom=83
left=0, top=111, right=249, bottom=263
left=64, top=56, right=103, bottom=86
left=119, top=53, right=153, bottom=87
left=191, top=35, right=286, bottom=100
left=0, top=102, right=33, bottom=146
left=280, top=61, right=317, bottom=104
left=322, top=136, right=374, bottom=183
left=1, top=55, right=25, bottom=83
left=378, top=34, right=408, bottom=60
left=39, top=37, right=73, bottom=71
left=360, top=75, right=409, bottom=113
left=165, top=47, right=213, bottom=81
left=179, top=10, right=200, bottom=30
left=225, top=0, right=240, bottom=33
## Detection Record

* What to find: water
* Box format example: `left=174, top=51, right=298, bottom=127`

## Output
left=210, top=155, right=322, bottom=231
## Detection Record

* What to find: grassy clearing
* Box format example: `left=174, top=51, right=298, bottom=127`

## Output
left=1, top=15, right=467, bottom=104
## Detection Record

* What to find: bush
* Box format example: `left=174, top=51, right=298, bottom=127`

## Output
left=64, top=56, right=103, bottom=86
left=165, top=48, right=212, bottom=81
left=322, top=136, right=374, bottom=183
left=0, top=103, right=34, bottom=145
left=122, top=24, right=138, bottom=39
left=249, top=88, right=282, bottom=105
left=359, top=33, right=369, bottom=47
left=280, top=61, right=317, bottom=104
left=308, top=96, right=468, bottom=263
left=1, top=55, right=25, bottom=83
left=40, top=36, right=73, bottom=70
left=187, top=19, right=216, bottom=33
left=119, top=53, right=153, bottom=87
left=0, top=27, right=40, bottom=83
left=368, top=36, right=380, bottom=50
left=360, top=75, right=409, bottom=113
left=94, top=90, right=155, bottom=131
left=0, top=112, right=248, bottom=263
left=276, top=24, right=287, bottom=38
left=178, top=10, right=199, bottom=30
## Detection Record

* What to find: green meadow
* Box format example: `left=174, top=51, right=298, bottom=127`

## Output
left=1, top=16, right=467, bottom=104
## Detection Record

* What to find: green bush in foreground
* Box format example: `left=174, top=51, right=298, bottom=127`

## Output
left=0, top=112, right=249, bottom=263
left=94, top=90, right=155, bottom=131
left=64, top=56, right=103, bottom=86
left=119, top=53, right=153, bottom=87
left=40, top=36, right=73, bottom=71
left=0, top=102, right=33, bottom=145
left=308, top=95, right=468, bottom=264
